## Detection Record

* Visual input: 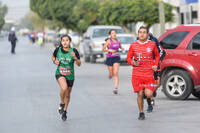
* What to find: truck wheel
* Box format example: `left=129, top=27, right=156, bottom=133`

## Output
left=162, top=69, right=193, bottom=100
left=84, top=55, right=90, bottom=62
left=192, top=89, right=200, bottom=99
left=90, top=55, right=96, bottom=63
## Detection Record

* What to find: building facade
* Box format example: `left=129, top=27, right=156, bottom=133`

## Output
left=179, top=0, right=200, bottom=24
left=148, top=0, right=200, bottom=37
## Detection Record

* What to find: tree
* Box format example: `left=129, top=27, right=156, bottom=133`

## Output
left=98, top=0, right=174, bottom=30
left=98, top=0, right=138, bottom=31
left=0, top=2, right=8, bottom=31
left=42, top=0, right=77, bottom=30
left=132, top=0, right=174, bottom=28
left=19, top=13, right=34, bottom=30
left=30, top=0, right=100, bottom=33
left=30, top=0, right=174, bottom=33
left=29, top=12, right=57, bottom=31
left=73, top=0, right=100, bottom=33
left=30, top=0, right=52, bottom=20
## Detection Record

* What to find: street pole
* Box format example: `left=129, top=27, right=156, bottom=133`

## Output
left=158, top=0, right=165, bottom=34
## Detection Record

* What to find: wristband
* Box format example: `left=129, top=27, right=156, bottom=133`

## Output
left=108, top=50, right=112, bottom=53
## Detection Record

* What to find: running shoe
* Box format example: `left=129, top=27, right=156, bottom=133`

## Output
left=61, top=111, right=67, bottom=121
left=113, top=88, right=118, bottom=94
left=138, top=112, right=145, bottom=120
left=58, top=103, right=65, bottom=114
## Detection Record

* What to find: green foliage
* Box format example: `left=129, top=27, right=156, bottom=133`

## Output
left=0, top=2, right=8, bottom=31
left=30, top=0, right=52, bottom=20
left=98, top=0, right=137, bottom=28
left=73, top=0, right=99, bottom=32
left=132, top=0, right=174, bottom=27
left=30, top=0, right=174, bottom=33
left=19, top=13, right=34, bottom=30
left=48, top=0, right=78, bottom=30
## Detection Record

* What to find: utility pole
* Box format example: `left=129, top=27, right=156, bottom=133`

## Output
left=158, top=0, right=165, bottom=34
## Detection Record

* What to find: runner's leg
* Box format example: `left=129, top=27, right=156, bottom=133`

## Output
left=144, top=88, right=153, bottom=99
left=137, top=90, right=145, bottom=120
left=107, top=66, right=113, bottom=79
left=137, top=90, right=144, bottom=113
left=113, top=63, right=120, bottom=89
left=57, top=77, right=68, bottom=104
left=64, top=87, right=72, bottom=111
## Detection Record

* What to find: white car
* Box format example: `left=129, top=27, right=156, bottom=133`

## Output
left=69, top=32, right=82, bottom=46
left=116, top=34, right=135, bottom=62
left=45, top=30, right=57, bottom=42
left=82, top=25, right=124, bottom=63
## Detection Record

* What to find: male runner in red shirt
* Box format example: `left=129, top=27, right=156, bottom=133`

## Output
left=127, top=26, right=160, bottom=120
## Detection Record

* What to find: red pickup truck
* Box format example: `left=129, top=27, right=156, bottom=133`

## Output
left=159, top=25, right=200, bottom=100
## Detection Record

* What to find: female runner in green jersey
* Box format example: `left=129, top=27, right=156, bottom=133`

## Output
left=52, top=35, right=81, bottom=121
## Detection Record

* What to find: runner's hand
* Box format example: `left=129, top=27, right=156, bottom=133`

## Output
left=54, top=60, right=60, bottom=65
left=71, top=51, right=77, bottom=60
left=121, top=47, right=124, bottom=51
left=132, top=60, right=139, bottom=66
left=110, top=49, right=116, bottom=53
left=152, top=65, right=157, bottom=71
left=71, top=51, right=76, bottom=57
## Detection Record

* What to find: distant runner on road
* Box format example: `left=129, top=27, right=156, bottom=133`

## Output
left=8, top=27, right=18, bottom=54
left=52, top=34, right=81, bottom=121
left=102, top=29, right=124, bottom=94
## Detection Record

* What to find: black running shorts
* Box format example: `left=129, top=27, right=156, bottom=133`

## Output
left=55, top=74, right=74, bottom=87
left=106, top=56, right=120, bottom=66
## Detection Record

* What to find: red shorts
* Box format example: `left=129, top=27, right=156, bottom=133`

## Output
left=132, top=76, right=156, bottom=93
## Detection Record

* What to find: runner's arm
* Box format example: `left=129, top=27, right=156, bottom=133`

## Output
left=52, top=48, right=59, bottom=65
left=119, top=40, right=124, bottom=51
left=102, top=40, right=115, bottom=53
left=73, top=48, right=81, bottom=67
left=153, top=44, right=160, bottom=67
left=127, top=44, right=134, bottom=65
left=102, top=40, right=110, bottom=52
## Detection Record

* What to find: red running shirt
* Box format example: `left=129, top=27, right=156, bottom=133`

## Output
left=127, top=40, right=160, bottom=78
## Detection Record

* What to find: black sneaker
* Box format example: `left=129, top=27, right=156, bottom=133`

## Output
left=61, top=111, right=67, bottom=121
left=147, top=105, right=153, bottom=113
left=138, top=112, right=145, bottom=120
left=58, top=104, right=65, bottom=114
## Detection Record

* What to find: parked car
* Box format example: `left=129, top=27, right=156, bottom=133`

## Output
left=79, top=39, right=84, bottom=57
left=53, top=34, right=63, bottom=48
left=82, top=25, right=124, bottom=63
left=53, top=34, right=74, bottom=48
left=68, top=32, right=82, bottom=46
left=115, top=34, right=135, bottom=62
left=0, top=31, right=9, bottom=38
left=45, top=30, right=57, bottom=42
left=159, top=24, right=200, bottom=100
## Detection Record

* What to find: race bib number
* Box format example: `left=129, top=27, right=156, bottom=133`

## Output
left=59, top=66, right=71, bottom=76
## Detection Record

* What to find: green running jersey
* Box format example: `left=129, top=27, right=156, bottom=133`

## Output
left=56, top=47, right=75, bottom=80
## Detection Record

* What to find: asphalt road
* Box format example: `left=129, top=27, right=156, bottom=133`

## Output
left=0, top=36, right=200, bottom=133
